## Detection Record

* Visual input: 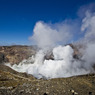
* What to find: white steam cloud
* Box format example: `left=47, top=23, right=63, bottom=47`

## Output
left=29, top=20, right=79, bottom=48
left=81, top=11, right=95, bottom=42
left=5, top=3, right=95, bottom=79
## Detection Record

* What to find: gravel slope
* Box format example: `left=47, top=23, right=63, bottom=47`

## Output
left=0, top=65, right=95, bottom=95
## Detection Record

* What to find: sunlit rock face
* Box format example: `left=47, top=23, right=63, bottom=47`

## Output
left=0, top=46, right=36, bottom=64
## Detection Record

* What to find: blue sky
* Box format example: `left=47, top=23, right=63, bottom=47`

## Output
left=0, top=0, right=94, bottom=45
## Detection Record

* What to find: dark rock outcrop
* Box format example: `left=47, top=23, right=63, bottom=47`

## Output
left=0, top=53, right=5, bottom=63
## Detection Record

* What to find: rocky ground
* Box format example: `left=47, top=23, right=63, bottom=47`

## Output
left=0, top=64, right=95, bottom=95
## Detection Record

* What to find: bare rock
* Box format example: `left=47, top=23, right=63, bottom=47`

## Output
left=0, top=45, right=36, bottom=64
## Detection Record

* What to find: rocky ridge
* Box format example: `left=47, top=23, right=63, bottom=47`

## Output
left=0, top=44, right=80, bottom=65
left=0, top=45, right=36, bottom=64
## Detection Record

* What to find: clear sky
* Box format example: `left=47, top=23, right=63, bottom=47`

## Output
left=0, top=0, right=95, bottom=45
